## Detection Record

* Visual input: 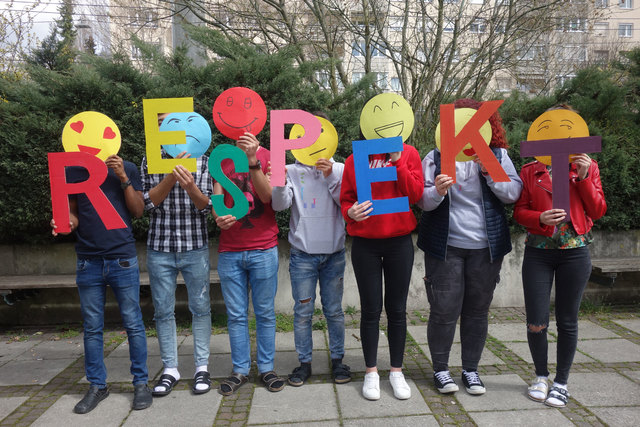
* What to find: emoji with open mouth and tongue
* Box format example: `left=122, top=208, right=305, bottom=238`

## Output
left=61, top=111, right=121, bottom=161
left=159, top=112, right=212, bottom=158
left=212, top=87, right=267, bottom=140
left=360, top=93, right=415, bottom=142
left=289, top=116, right=338, bottom=166
left=435, top=107, right=492, bottom=162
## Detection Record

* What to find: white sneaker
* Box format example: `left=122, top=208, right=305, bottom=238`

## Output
left=389, top=371, right=411, bottom=400
left=362, top=372, right=380, bottom=400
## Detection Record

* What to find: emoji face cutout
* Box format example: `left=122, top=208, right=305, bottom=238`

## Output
left=289, top=116, right=338, bottom=166
left=527, top=109, right=589, bottom=165
left=62, top=111, right=121, bottom=161
left=212, top=87, right=267, bottom=140
left=360, top=93, right=415, bottom=142
left=159, top=112, right=212, bottom=158
left=435, top=108, right=492, bottom=162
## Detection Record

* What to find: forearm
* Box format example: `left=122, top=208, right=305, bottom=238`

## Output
left=250, top=169, right=272, bottom=203
left=148, top=175, right=177, bottom=206
left=186, top=185, right=211, bottom=211
left=125, top=190, right=144, bottom=218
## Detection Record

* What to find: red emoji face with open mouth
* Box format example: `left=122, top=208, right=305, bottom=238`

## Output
left=212, top=87, right=267, bottom=140
left=62, top=111, right=121, bottom=161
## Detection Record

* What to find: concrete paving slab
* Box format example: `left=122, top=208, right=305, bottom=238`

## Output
left=111, top=337, right=162, bottom=358
left=407, top=325, right=460, bottom=344
left=343, top=348, right=390, bottom=373
left=343, top=415, right=439, bottom=427
left=503, top=341, right=595, bottom=364
left=278, top=422, right=339, bottom=427
left=418, top=344, right=506, bottom=366
left=337, top=379, right=430, bottom=419
left=153, top=353, right=231, bottom=380
left=0, top=396, right=29, bottom=421
left=578, top=339, right=640, bottom=363
left=469, top=408, right=572, bottom=426
left=275, top=350, right=330, bottom=376
left=179, top=333, right=230, bottom=354
left=576, top=320, right=620, bottom=339
left=275, top=330, right=327, bottom=351
left=16, top=339, right=84, bottom=360
left=0, top=340, right=36, bottom=362
left=81, top=356, right=163, bottom=384
left=623, top=370, right=640, bottom=383
left=248, top=383, right=338, bottom=425
left=569, top=372, right=640, bottom=406
left=344, top=329, right=388, bottom=349
left=0, top=358, right=75, bottom=386
left=488, top=323, right=528, bottom=342
left=123, top=390, right=221, bottom=426
left=613, top=318, right=640, bottom=334
left=456, top=374, right=546, bottom=411
left=32, top=393, right=131, bottom=427
left=590, top=407, right=640, bottom=426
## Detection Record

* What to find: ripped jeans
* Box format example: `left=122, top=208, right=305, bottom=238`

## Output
left=148, top=246, right=211, bottom=369
left=289, top=247, right=346, bottom=363
left=522, top=246, right=591, bottom=385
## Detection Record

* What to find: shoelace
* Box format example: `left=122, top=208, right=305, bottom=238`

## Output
left=435, top=370, right=453, bottom=383
left=464, top=371, right=481, bottom=385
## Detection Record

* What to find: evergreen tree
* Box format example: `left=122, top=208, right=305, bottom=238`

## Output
left=26, top=0, right=76, bottom=72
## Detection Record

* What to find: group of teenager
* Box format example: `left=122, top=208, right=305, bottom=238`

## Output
left=50, top=100, right=606, bottom=414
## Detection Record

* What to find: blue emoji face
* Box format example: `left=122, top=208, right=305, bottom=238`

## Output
left=160, top=112, right=212, bottom=158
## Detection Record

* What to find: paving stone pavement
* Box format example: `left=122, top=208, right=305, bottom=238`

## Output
left=0, top=308, right=638, bottom=426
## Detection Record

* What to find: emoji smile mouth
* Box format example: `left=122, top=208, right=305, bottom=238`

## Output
left=217, top=113, right=259, bottom=132
left=309, top=147, right=327, bottom=156
left=374, top=121, right=404, bottom=138
left=78, top=145, right=102, bottom=156
left=463, top=148, right=475, bottom=156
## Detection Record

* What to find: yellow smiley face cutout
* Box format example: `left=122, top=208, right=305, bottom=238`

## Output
left=360, top=93, right=414, bottom=142
left=435, top=108, right=492, bottom=162
left=527, top=109, right=589, bottom=165
left=289, top=116, right=339, bottom=166
left=62, top=111, right=121, bottom=161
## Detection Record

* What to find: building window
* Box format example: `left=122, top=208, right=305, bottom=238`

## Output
left=316, top=71, right=330, bottom=90
left=444, top=19, right=455, bottom=32
left=470, top=19, right=486, bottom=34
left=619, top=23, right=633, bottom=37
left=375, top=72, right=388, bottom=89
left=556, top=74, right=576, bottom=87
left=389, top=17, right=403, bottom=32
left=352, top=40, right=365, bottom=57
left=594, top=50, right=609, bottom=63
left=470, top=0, right=484, bottom=4
left=468, top=48, right=479, bottom=62
left=595, top=0, right=609, bottom=6
left=390, top=77, right=401, bottom=92
left=352, top=72, right=365, bottom=84
left=620, top=0, right=633, bottom=9
left=495, top=77, right=512, bottom=93
left=131, top=45, right=141, bottom=59
left=593, top=22, right=609, bottom=37
left=558, top=18, right=586, bottom=32
left=563, top=45, right=587, bottom=62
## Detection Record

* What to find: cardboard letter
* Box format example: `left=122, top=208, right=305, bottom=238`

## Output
left=48, top=151, right=126, bottom=233
left=270, top=110, right=322, bottom=187
left=440, top=101, right=509, bottom=183
left=352, top=136, right=409, bottom=216
left=209, top=144, right=250, bottom=219
left=143, top=97, right=197, bottom=173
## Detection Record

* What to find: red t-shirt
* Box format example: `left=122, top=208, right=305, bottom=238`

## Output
left=217, top=147, right=278, bottom=252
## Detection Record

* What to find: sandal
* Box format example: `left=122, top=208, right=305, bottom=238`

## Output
left=192, top=371, right=211, bottom=395
left=331, top=359, right=352, bottom=384
left=545, top=385, right=569, bottom=407
left=527, top=376, right=549, bottom=402
left=152, top=374, right=179, bottom=397
left=218, top=372, right=248, bottom=396
left=260, top=371, right=285, bottom=392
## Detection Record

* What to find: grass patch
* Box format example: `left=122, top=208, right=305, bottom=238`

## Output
left=54, top=325, right=81, bottom=339
left=276, top=313, right=294, bottom=332
left=345, top=305, right=357, bottom=316
left=312, top=319, right=327, bottom=331
left=579, top=299, right=612, bottom=315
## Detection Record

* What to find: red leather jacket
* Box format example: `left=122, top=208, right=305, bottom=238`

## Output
left=514, top=160, right=606, bottom=236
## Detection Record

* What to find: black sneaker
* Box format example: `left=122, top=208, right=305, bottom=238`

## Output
left=461, top=370, right=486, bottom=395
left=331, top=359, right=352, bottom=384
left=132, top=383, right=153, bottom=410
left=434, top=370, right=459, bottom=394
left=288, top=363, right=311, bottom=387
left=73, top=385, right=109, bottom=414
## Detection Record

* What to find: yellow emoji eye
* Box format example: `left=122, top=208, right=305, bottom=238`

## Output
left=537, top=126, right=549, bottom=132
left=392, top=101, right=399, bottom=109
left=373, top=105, right=382, bottom=113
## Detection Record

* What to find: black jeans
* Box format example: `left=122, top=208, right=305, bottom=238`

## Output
left=522, top=245, right=591, bottom=385
left=351, top=234, right=414, bottom=368
left=424, top=247, right=502, bottom=372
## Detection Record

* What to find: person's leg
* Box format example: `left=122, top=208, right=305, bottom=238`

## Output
left=459, top=248, right=502, bottom=372
left=248, top=247, right=279, bottom=375
left=318, top=249, right=346, bottom=363
left=553, top=246, right=591, bottom=386
left=424, top=247, right=465, bottom=373
left=147, top=249, right=180, bottom=373
left=289, top=248, right=320, bottom=365
left=178, top=246, right=212, bottom=370
left=218, top=251, right=251, bottom=376
left=76, top=258, right=108, bottom=389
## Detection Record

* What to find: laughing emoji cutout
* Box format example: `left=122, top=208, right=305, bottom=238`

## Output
left=435, top=108, right=492, bottom=162
left=360, top=93, right=415, bottom=142
left=212, top=87, right=267, bottom=140
left=62, top=111, right=121, bottom=161
left=527, top=109, right=589, bottom=165
left=160, top=112, right=212, bottom=158
left=289, top=116, right=338, bottom=166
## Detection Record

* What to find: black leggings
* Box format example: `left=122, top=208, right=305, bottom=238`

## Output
left=351, top=234, right=414, bottom=368
left=522, top=246, right=591, bottom=385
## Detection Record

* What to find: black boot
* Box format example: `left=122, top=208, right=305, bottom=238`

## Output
left=73, top=385, right=109, bottom=414
left=132, top=383, right=153, bottom=410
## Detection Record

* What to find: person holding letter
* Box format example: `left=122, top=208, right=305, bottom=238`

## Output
left=417, top=98, right=522, bottom=396
left=514, top=105, right=606, bottom=407
left=340, top=94, right=424, bottom=401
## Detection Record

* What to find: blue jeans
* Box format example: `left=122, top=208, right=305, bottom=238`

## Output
left=76, top=256, right=148, bottom=387
left=218, top=246, right=279, bottom=375
left=147, top=246, right=211, bottom=369
left=289, top=248, right=346, bottom=363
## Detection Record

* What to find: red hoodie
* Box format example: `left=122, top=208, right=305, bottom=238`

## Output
left=340, top=143, right=424, bottom=239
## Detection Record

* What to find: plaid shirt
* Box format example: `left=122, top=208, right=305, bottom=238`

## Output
left=141, top=155, right=213, bottom=252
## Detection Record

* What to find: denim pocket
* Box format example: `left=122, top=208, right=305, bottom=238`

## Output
left=118, top=257, right=138, bottom=269
left=76, top=259, right=88, bottom=272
